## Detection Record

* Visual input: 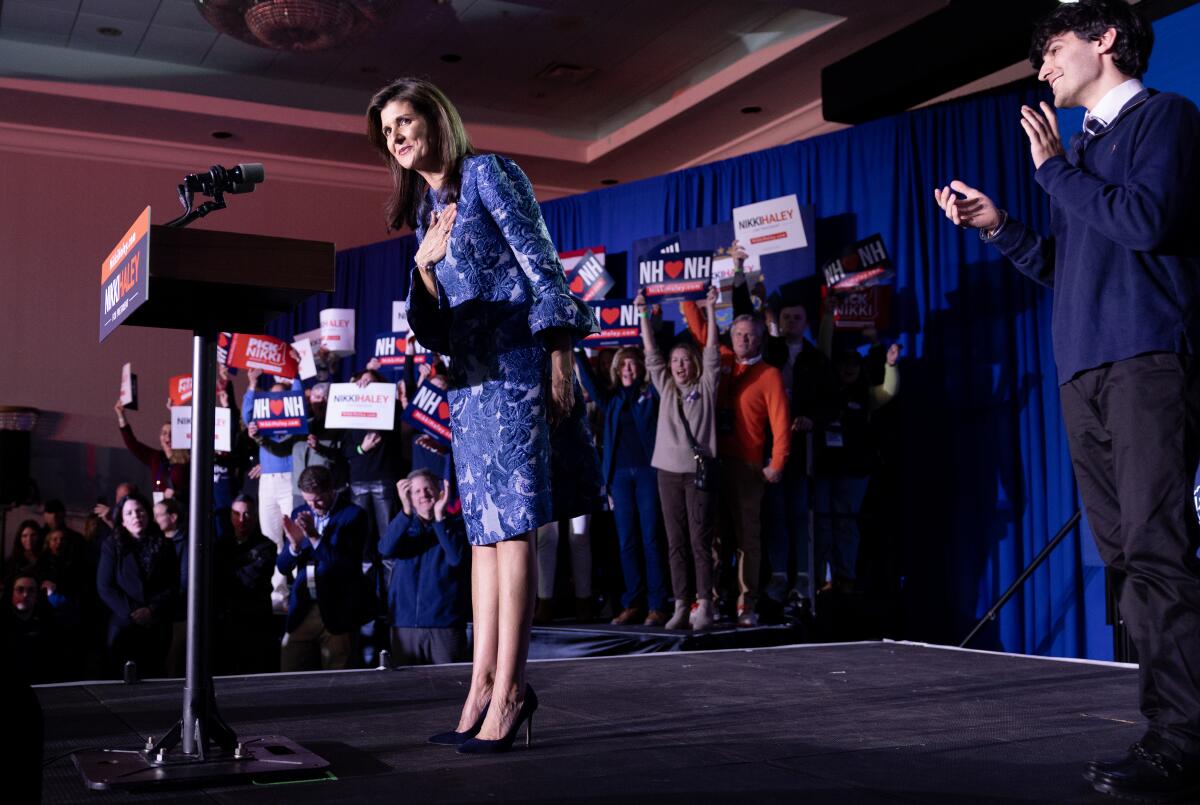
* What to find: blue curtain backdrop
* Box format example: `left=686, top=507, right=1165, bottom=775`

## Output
left=271, top=4, right=1200, bottom=660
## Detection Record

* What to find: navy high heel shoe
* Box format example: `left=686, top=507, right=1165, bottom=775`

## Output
left=456, top=685, right=538, bottom=754
left=428, top=702, right=490, bottom=746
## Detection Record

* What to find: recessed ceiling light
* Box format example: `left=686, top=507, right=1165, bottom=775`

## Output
left=600, top=178, right=618, bottom=186
left=741, top=105, right=762, bottom=114
left=97, top=26, right=122, bottom=37
left=440, top=53, right=462, bottom=63
left=211, top=131, right=234, bottom=140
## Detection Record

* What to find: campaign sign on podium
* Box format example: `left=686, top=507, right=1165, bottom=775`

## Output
left=99, top=207, right=151, bottom=341
left=583, top=300, right=641, bottom=347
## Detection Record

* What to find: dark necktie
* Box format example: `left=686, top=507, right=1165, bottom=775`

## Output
left=1070, top=117, right=1106, bottom=164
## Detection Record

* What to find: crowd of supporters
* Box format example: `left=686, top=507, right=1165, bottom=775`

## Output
left=1, top=244, right=901, bottom=683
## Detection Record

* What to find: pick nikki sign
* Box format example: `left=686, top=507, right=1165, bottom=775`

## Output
left=583, top=300, right=641, bottom=347
left=638, top=251, right=713, bottom=302
left=565, top=250, right=614, bottom=301
left=169, top=374, right=193, bottom=406
left=373, top=332, right=429, bottom=368
left=226, top=333, right=299, bottom=378
left=403, top=380, right=452, bottom=446
left=250, top=389, right=308, bottom=437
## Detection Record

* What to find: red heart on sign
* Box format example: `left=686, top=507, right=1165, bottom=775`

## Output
left=570, top=275, right=584, bottom=294
left=843, top=252, right=860, bottom=271
left=601, top=307, right=621, bottom=325
left=664, top=260, right=684, bottom=279
left=394, top=337, right=406, bottom=352
left=269, top=399, right=284, bottom=416
left=437, top=402, right=450, bottom=420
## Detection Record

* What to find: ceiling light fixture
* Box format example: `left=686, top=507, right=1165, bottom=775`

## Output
left=194, top=0, right=394, bottom=52
left=740, top=105, right=763, bottom=114
left=211, top=131, right=234, bottom=139
left=97, top=26, right=123, bottom=37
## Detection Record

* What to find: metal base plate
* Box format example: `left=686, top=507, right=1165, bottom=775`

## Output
left=72, top=735, right=329, bottom=791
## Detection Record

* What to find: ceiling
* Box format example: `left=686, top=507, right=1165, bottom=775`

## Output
left=0, top=0, right=1040, bottom=201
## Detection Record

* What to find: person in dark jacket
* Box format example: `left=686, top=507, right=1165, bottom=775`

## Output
left=277, top=465, right=368, bottom=671
left=934, top=2, right=1200, bottom=797
left=379, top=469, right=470, bottom=665
left=576, top=346, right=668, bottom=626
left=215, top=494, right=278, bottom=674
left=810, top=343, right=899, bottom=593
left=95, top=493, right=176, bottom=678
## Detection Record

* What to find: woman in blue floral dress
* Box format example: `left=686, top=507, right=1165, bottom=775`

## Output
left=367, top=78, right=602, bottom=753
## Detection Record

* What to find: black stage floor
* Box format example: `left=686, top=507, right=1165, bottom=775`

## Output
left=39, top=641, right=1143, bottom=803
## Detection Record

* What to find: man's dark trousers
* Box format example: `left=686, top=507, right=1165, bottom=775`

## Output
left=1060, top=352, right=1200, bottom=758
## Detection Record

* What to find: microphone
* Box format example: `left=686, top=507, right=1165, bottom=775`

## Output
left=182, top=163, right=265, bottom=197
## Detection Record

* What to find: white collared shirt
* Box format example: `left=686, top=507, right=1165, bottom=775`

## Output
left=735, top=354, right=763, bottom=367
left=1085, top=78, right=1145, bottom=130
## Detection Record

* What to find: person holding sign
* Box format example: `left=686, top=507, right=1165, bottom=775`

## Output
left=114, top=400, right=188, bottom=502
left=641, top=286, right=723, bottom=630
left=574, top=344, right=667, bottom=627
left=368, top=78, right=601, bottom=753
left=934, top=2, right=1200, bottom=798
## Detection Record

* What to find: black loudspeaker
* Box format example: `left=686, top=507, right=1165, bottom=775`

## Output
left=0, top=430, right=32, bottom=505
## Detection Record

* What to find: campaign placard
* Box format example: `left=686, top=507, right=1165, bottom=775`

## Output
left=249, top=389, right=309, bottom=437
left=822, top=234, right=893, bottom=291
left=170, top=406, right=231, bottom=452
left=373, top=332, right=430, bottom=369
left=403, top=380, right=452, bottom=446
left=295, top=326, right=322, bottom=353
left=292, top=337, right=317, bottom=380
left=565, top=250, right=614, bottom=301
left=638, top=251, right=713, bottom=303
left=226, top=333, right=298, bottom=378
left=392, top=300, right=409, bottom=333
left=832, top=285, right=892, bottom=331
left=99, top=207, right=151, bottom=342
left=119, top=362, right=138, bottom=410
left=325, top=382, right=396, bottom=430
left=733, top=194, right=807, bottom=262
left=320, top=308, right=356, bottom=356
left=168, top=374, right=193, bottom=406
left=559, top=245, right=606, bottom=273
left=583, top=300, right=641, bottom=347
left=215, top=331, right=237, bottom=374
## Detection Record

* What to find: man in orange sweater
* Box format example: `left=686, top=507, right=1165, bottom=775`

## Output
left=716, top=314, right=791, bottom=626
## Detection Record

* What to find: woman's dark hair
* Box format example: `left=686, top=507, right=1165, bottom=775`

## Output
left=114, top=492, right=158, bottom=542
left=1030, top=0, right=1153, bottom=79
left=366, top=77, right=476, bottom=232
left=8, top=519, right=43, bottom=563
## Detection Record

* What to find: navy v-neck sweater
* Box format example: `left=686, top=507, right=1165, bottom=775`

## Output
left=990, top=89, right=1200, bottom=383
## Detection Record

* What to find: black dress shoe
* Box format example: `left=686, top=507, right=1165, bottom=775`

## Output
left=1084, top=742, right=1144, bottom=783
left=1090, top=743, right=1200, bottom=802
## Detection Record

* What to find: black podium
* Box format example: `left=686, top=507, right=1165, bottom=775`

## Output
left=76, top=221, right=336, bottom=790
